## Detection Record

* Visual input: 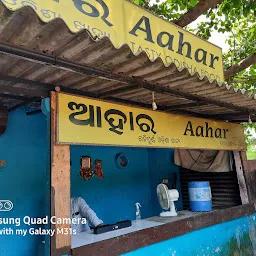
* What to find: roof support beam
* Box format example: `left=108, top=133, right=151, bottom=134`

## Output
left=0, top=43, right=255, bottom=114
left=168, top=109, right=210, bottom=118
left=99, top=85, right=141, bottom=98
left=208, top=112, right=251, bottom=119
left=0, top=82, right=49, bottom=98
left=142, top=84, right=254, bottom=113
left=0, top=75, right=97, bottom=99
left=8, top=97, right=40, bottom=112
left=0, top=75, right=54, bottom=90
left=0, top=75, right=214, bottom=119
left=1, top=75, right=248, bottom=122
left=163, top=102, right=208, bottom=111
left=0, top=93, right=32, bottom=101
left=0, top=75, right=156, bottom=110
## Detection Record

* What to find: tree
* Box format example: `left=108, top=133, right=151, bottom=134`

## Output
left=222, top=14, right=256, bottom=93
left=174, top=0, right=223, bottom=27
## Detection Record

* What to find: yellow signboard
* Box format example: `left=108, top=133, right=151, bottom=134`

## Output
left=57, top=93, right=246, bottom=150
left=1, top=0, right=224, bottom=82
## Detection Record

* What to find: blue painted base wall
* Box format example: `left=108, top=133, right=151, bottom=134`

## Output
left=0, top=108, right=48, bottom=256
left=123, top=214, right=256, bottom=256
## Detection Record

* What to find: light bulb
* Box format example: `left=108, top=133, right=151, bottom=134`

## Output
left=152, top=101, right=157, bottom=111
left=152, top=92, right=157, bottom=110
left=248, top=115, right=252, bottom=125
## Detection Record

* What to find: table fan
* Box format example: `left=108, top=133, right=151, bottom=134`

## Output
left=157, top=183, right=179, bottom=217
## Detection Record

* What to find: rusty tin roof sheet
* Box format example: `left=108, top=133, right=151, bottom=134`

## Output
left=0, top=2, right=255, bottom=122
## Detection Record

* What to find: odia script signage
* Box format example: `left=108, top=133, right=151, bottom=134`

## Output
left=1, top=0, right=224, bottom=82
left=57, top=93, right=246, bottom=150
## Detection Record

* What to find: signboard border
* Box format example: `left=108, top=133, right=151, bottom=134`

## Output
left=56, top=92, right=246, bottom=151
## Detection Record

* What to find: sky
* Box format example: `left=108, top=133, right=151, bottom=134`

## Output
left=150, top=0, right=230, bottom=54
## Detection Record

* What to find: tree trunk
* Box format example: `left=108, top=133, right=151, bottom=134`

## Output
left=224, top=53, right=256, bottom=79
left=175, top=0, right=223, bottom=27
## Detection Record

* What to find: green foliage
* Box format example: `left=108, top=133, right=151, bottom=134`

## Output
left=219, top=12, right=255, bottom=150
left=247, top=147, right=256, bottom=160
left=131, top=0, right=199, bottom=21
left=194, top=1, right=256, bottom=38
left=243, top=123, right=256, bottom=145
left=224, top=14, right=256, bottom=93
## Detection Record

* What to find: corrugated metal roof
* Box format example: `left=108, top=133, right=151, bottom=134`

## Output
left=0, top=2, right=255, bottom=122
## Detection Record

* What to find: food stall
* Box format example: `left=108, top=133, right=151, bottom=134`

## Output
left=53, top=92, right=254, bottom=256
left=0, top=0, right=256, bottom=256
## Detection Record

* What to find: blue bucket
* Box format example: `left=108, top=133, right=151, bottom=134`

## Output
left=188, top=181, right=212, bottom=212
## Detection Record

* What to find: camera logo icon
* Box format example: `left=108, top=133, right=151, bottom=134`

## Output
left=0, top=200, right=13, bottom=211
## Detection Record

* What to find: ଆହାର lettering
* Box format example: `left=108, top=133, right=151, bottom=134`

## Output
left=68, top=101, right=157, bottom=135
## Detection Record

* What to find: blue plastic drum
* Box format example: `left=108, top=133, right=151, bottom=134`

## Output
left=188, top=181, right=212, bottom=212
